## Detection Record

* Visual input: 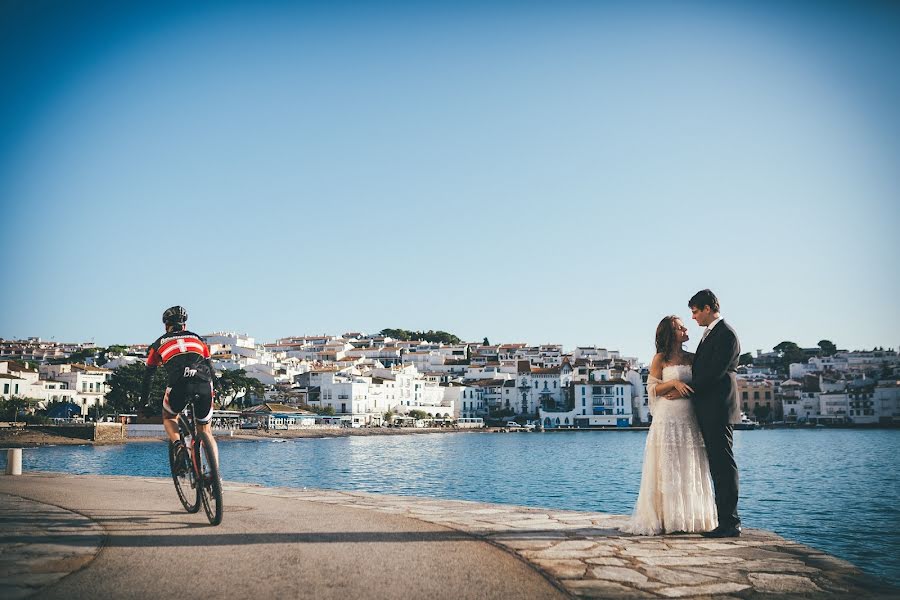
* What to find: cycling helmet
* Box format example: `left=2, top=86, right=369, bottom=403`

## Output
left=162, top=305, right=188, bottom=326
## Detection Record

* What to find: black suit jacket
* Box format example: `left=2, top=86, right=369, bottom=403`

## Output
left=691, top=319, right=741, bottom=425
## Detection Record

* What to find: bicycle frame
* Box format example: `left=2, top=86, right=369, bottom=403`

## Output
left=171, top=397, right=223, bottom=525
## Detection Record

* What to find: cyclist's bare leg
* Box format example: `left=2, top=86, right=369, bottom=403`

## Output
left=163, top=413, right=181, bottom=444
left=197, top=422, right=220, bottom=467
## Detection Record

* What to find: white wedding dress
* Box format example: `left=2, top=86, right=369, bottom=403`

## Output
left=622, top=364, right=718, bottom=535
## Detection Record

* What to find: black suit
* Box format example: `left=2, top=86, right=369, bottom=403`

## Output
left=691, top=319, right=741, bottom=529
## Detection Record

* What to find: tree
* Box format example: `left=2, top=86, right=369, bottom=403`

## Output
left=216, top=369, right=266, bottom=408
left=317, top=406, right=335, bottom=416
left=773, top=341, right=805, bottom=374
left=483, top=337, right=490, bottom=346
left=408, top=409, right=428, bottom=420
left=0, top=396, right=29, bottom=421
left=106, top=362, right=167, bottom=415
left=739, top=352, right=753, bottom=366
left=752, top=405, right=771, bottom=422
left=67, top=347, right=99, bottom=365
left=379, top=328, right=461, bottom=345
left=817, top=340, right=837, bottom=357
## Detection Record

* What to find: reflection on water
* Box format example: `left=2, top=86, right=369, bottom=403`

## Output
left=8, top=429, right=900, bottom=585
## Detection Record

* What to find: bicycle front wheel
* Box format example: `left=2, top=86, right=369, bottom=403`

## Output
left=169, top=427, right=200, bottom=514
left=197, top=431, right=224, bottom=526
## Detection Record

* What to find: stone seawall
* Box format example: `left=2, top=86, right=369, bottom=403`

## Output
left=30, top=423, right=126, bottom=443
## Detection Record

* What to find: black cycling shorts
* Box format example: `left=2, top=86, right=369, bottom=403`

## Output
left=162, top=380, right=214, bottom=423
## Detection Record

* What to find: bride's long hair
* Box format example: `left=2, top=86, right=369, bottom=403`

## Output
left=655, top=315, right=681, bottom=364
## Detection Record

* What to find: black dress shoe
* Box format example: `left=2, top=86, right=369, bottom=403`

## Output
left=701, top=525, right=741, bottom=538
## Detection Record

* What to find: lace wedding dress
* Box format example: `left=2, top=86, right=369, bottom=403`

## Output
left=622, top=364, right=718, bottom=535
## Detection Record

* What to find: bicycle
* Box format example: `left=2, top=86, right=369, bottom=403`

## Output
left=168, top=395, right=224, bottom=526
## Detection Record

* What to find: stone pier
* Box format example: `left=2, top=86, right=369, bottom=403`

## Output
left=1, top=474, right=895, bottom=599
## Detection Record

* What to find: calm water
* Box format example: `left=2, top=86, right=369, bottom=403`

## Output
left=5, top=429, right=899, bottom=585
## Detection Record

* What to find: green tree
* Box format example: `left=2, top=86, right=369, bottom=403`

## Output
left=0, top=396, right=29, bottom=421
left=106, top=362, right=167, bottom=415
left=773, top=341, right=805, bottom=373
left=408, top=409, right=428, bottom=420
left=379, top=328, right=461, bottom=345
left=317, top=405, right=336, bottom=416
left=483, top=337, right=490, bottom=346
left=216, top=369, right=266, bottom=408
left=67, top=347, right=99, bottom=365
left=817, top=340, right=837, bottom=357
left=739, top=352, right=753, bottom=366
left=752, top=405, right=771, bottom=422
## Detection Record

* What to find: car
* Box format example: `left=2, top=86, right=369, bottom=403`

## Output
left=505, top=421, right=521, bottom=429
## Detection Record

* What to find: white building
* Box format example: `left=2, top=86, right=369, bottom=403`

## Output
left=873, top=382, right=900, bottom=424
left=39, top=363, right=110, bottom=417
left=818, top=392, right=849, bottom=424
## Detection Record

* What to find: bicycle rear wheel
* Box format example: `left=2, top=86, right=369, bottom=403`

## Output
left=197, top=431, right=224, bottom=526
left=170, top=416, right=201, bottom=514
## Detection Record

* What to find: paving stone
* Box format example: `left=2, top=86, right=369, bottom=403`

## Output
left=591, top=566, right=650, bottom=584
left=563, top=579, right=655, bottom=598
left=638, top=555, right=745, bottom=567
left=496, top=539, right=557, bottom=551
left=621, top=547, right=688, bottom=558
left=735, top=559, right=819, bottom=574
left=639, top=566, right=717, bottom=585
left=547, top=540, right=596, bottom=551
left=527, top=549, right=607, bottom=560
left=655, top=582, right=751, bottom=597
left=804, top=554, right=859, bottom=571
left=681, top=567, right=751, bottom=584
left=748, top=572, right=822, bottom=594
left=533, top=559, right=587, bottom=579
left=585, top=557, right=628, bottom=567
left=696, top=542, right=740, bottom=551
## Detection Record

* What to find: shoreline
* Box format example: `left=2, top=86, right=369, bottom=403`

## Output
left=0, top=426, right=486, bottom=447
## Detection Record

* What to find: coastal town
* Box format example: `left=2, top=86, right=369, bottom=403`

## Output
left=1, top=332, right=898, bottom=432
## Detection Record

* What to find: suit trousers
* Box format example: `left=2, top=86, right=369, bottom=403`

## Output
left=698, top=418, right=740, bottom=528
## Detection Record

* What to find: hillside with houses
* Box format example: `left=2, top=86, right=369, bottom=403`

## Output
left=1, top=333, right=898, bottom=428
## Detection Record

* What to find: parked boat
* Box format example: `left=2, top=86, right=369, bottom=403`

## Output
left=734, top=412, right=759, bottom=431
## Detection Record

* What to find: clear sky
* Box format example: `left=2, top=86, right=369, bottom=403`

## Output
left=1, top=0, right=898, bottom=363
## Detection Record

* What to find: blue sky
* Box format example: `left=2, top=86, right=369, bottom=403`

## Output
left=1, top=0, right=898, bottom=362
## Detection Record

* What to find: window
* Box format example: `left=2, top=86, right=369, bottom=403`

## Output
left=765, top=391, right=771, bottom=400
left=742, top=392, right=748, bottom=400
left=753, top=392, right=760, bottom=400
left=3, top=384, right=7, bottom=394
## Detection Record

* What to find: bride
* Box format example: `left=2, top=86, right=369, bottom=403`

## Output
left=622, top=315, right=718, bottom=535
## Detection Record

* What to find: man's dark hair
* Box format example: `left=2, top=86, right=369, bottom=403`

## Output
left=689, top=289, right=720, bottom=313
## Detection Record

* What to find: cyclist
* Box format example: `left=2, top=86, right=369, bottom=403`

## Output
left=140, top=306, right=219, bottom=472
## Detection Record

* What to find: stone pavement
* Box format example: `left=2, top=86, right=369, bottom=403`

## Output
left=1, top=473, right=896, bottom=599
left=0, top=495, right=105, bottom=600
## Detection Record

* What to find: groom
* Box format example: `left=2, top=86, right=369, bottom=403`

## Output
left=688, top=289, right=742, bottom=538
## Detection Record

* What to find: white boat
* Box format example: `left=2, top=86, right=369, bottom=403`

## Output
left=734, top=412, right=758, bottom=431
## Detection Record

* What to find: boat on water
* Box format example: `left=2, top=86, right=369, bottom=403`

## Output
left=734, top=412, right=759, bottom=431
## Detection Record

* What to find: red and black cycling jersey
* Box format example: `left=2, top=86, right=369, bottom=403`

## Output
left=141, top=329, right=215, bottom=404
